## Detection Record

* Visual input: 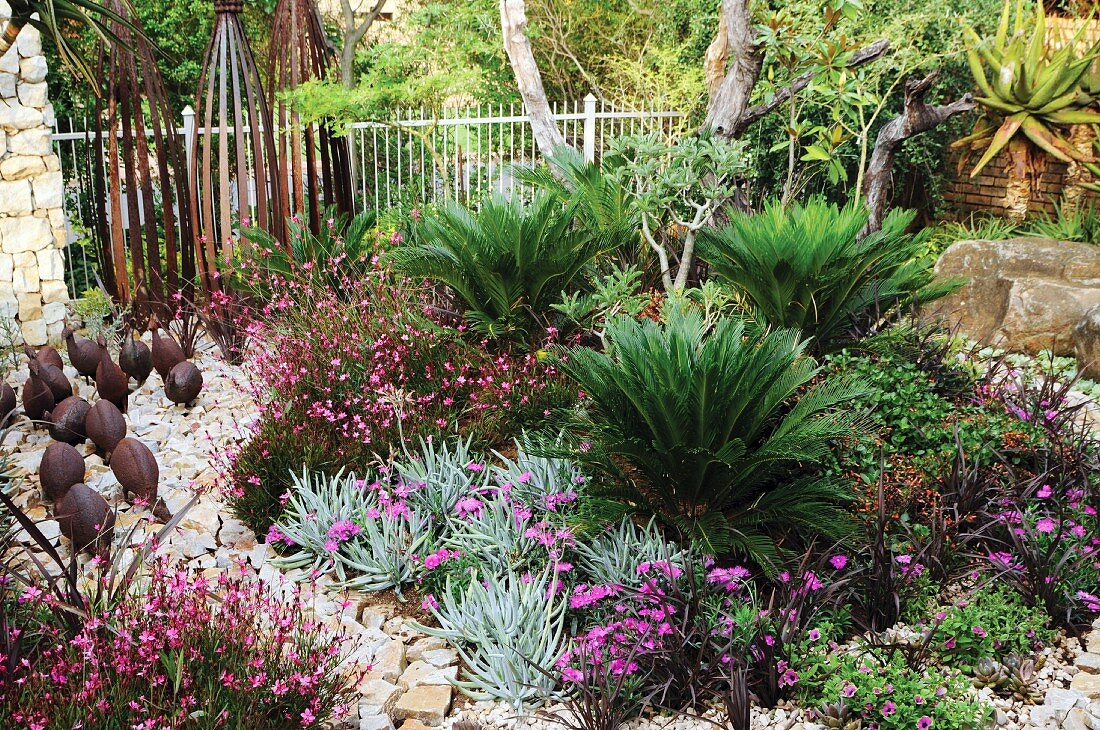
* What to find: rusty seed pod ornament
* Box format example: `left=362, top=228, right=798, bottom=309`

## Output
left=165, top=361, right=203, bottom=405
left=111, top=437, right=171, bottom=522
left=55, top=483, right=115, bottom=558
left=47, top=396, right=90, bottom=446
left=23, top=360, right=55, bottom=423
left=86, top=399, right=127, bottom=460
left=148, top=315, right=185, bottom=381
left=63, top=324, right=105, bottom=379
left=119, top=330, right=153, bottom=384
left=40, top=442, right=86, bottom=501
left=0, top=382, right=15, bottom=426
left=95, top=339, right=129, bottom=413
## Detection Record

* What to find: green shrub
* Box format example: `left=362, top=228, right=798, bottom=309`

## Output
left=698, top=199, right=959, bottom=353
left=235, top=206, right=379, bottom=296
left=805, top=649, right=991, bottom=729
left=555, top=300, right=864, bottom=565
left=935, top=585, right=1056, bottom=671
left=390, top=193, right=612, bottom=343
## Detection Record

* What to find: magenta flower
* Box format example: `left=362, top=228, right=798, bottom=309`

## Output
left=881, top=701, right=897, bottom=717
left=1035, top=517, right=1056, bottom=534
left=830, top=554, right=848, bottom=570
left=918, top=716, right=932, bottom=729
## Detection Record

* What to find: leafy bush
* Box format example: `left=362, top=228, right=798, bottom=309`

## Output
left=223, top=269, right=572, bottom=533
left=391, top=193, right=612, bottom=342
left=235, top=206, right=380, bottom=296
left=698, top=199, right=958, bottom=353
left=1, top=563, right=358, bottom=728
left=555, top=301, right=863, bottom=563
left=935, top=586, right=1055, bottom=671
left=808, top=650, right=991, bottom=730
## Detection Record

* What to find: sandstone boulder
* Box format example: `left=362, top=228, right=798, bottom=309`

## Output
left=1075, top=304, right=1100, bottom=379
left=934, top=237, right=1100, bottom=355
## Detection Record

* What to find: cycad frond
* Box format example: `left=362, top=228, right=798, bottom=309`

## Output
left=698, top=198, right=959, bottom=353
left=390, top=194, right=612, bottom=343
left=555, top=300, right=867, bottom=563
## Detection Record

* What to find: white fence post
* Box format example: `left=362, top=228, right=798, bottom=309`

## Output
left=181, top=105, right=195, bottom=176
left=582, top=93, right=597, bottom=163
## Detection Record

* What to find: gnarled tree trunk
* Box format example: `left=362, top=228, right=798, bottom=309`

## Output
left=861, top=72, right=975, bottom=235
left=703, top=0, right=763, bottom=140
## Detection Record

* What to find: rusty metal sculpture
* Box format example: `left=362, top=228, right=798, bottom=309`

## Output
left=148, top=315, right=185, bottom=381
left=190, top=0, right=287, bottom=294
left=86, top=399, right=128, bottom=460
left=0, top=382, right=15, bottom=426
left=269, top=0, right=353, bottom=233
left=48, top=396, right=91, bottom=446
left=111, top=437, right=171, bottom=522
left=165, top=361, right=203, bottom=405
left=95, top=340, right=130, bottom=413
left=22, top=361, right=55, bottom=423
left=119, top=330, right=153, bottom=384
left=56, top=483, right=116, bottom=557
left=63, top=324, right=105, bottom=380
left=40, top=442, right=87, bottom=501
left=89, top=0, right=196, bottom=318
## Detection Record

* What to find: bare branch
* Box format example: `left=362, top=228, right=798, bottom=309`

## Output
left=861, top=71, right=976, bottom=236
left=731, top=39, right=892, bottom=138
left=339, top=0, right=387, bottom=88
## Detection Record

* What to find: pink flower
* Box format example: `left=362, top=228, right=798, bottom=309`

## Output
left=1036, top=484, right=1053, bottom=498
left=918, top=716, right=932, bottom=729
left=829, top=554, right=848, bottom=570
left=1035, top=517, right=1056, bottom=534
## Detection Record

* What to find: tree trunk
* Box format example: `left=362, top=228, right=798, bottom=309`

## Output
left=704, top=11, right=729, bottom=98
left=861, top=72, right=975, bottom=235
left=1004, top=137, right=1033, bottom=223
left=340, top=0, right=386, bottom=89
left=500, top=0, right=569, bottom=158
left=1062, top=124, right=1095, bottom=215
left=0, top=20, right=24, bottom=58
left=704, top=0, right=763, bottom=140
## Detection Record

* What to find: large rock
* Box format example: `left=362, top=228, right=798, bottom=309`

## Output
left=934, top=237, right=1100, bottom=355
left=1075, top=305, right=1100, bottom=380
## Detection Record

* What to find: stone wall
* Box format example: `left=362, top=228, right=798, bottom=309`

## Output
left=0, top=3, right=68, bottom=347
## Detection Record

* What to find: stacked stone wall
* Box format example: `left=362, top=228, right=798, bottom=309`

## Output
left=0, top=1, right=69, bottom=347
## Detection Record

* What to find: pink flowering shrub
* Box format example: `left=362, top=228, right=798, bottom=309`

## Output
left=0, top=563, right=358, bottom=729
left=222, top=265, right=574, bottom=534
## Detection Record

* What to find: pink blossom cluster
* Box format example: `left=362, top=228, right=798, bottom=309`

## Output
left=2, top=561, right=358, bottom=728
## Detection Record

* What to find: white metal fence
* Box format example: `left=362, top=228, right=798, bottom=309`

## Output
left=51, top=95, right=684, bottom=295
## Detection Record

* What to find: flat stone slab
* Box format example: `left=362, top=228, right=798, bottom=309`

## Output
left=392, top=685, right=453, bottom=727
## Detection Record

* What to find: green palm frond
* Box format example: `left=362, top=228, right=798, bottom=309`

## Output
left=2, top=0, right=145, bottom=92
left=554, top=300, right=866, bottom=566
left=513, top=147, right=640, bottom=260
left=698, top=198, right=958, bottom=353
left=390, top=193, right=614, bottom=343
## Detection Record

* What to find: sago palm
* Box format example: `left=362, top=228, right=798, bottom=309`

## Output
left=698, top=199, right=958, bottom=354
left=390, top=193, right=612, bottom=342
left=513, top=147, right=641, bottom=267
left=556, top=301, right=865, bottom=568
left=0, top=1, right=137, bottom=89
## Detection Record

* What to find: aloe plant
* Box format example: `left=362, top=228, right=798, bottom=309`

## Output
left=411, top=567, right=567, bottom=708
left=956, top=0, right=1100, bottom=176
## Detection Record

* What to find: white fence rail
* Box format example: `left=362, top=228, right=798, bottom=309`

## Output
left=51, top=95, right=684, bottom=295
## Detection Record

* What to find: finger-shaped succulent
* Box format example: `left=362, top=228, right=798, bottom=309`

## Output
left=955, top=0, right=1100, bottom=175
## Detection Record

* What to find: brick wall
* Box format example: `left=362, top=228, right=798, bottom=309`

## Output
left=941, top=148, right=1099, bottom=219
